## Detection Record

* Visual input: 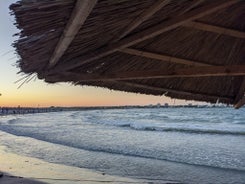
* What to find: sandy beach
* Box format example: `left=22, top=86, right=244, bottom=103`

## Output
left=0, top=145, right=137, bottom=184
left=0, top=145, right=177, bottom=184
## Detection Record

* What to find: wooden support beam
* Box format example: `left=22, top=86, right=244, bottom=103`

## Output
left=51, top=0, right=238, bottom=73
left=118, top=81, right=233, bottom=103
left=47, top=65, right=245, bottom=82
left=234, top=78, right=245, bottom=108
left=114, top=0, right=171, bottom=41
left=234, top=97, right=245, bottom=109
left=48, top=0, right=98, bottom=68
left=120, top=48, right=212, bottom=66
left=180, top=0, right=206, bottom=14
left=184, top=21, right=245, bottom=38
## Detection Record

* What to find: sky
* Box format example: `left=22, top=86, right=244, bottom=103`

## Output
left=0, top=0, right=199, bottom=107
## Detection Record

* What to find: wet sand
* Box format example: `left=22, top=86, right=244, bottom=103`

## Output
left=0, top=146, right=178, bottom=184
left=0, top=145, right=138, bottom=184
left=0, top=172, right=46, bottom=184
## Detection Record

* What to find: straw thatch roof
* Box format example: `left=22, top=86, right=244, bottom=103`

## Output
left=10, top=0, right=245, bottom=108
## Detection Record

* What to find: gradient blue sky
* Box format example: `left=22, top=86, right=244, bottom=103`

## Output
left=0, top=0, right=202, bottom=107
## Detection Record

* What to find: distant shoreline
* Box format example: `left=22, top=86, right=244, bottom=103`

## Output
left=0, top=105, right=234, bottom=116
left=0, top=107, right=63, bottom=116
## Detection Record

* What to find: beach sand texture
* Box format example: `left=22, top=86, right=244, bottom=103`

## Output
left=0, top=146, right=135, bottom=184
left=0, top=146, right=177, bottom=184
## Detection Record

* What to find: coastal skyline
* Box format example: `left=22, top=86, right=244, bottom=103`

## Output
left=1, top=0, right=200, bottom=107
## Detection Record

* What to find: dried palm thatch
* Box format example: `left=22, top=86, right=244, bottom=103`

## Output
left=10, top=0, right=245, bottom=108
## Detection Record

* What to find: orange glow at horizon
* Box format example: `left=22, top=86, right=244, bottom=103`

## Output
left=0, top=81, right=180, bottom=107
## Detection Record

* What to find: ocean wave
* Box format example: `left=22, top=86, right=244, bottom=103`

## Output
left=1, top=128, right=244, bottom=173
left=8, top=118, right=22, bottom=124
left=84, top=117, right=245, bottom=136
left=69, top=111, right=81, bottom=118
left=117, top=124, right=245, bottom=135
left=3, top=116, right=244, bottom=136
left=0, top=118, right=24, bottom=125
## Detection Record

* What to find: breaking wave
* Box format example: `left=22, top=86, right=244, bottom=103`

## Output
left=122, top=124, right=245, bottom=135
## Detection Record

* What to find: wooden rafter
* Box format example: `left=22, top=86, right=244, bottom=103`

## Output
left=113, top=0, right=171, bottom=41
left=46, top=65, right=245, bottom=82
left=180, top=0, right=206, bottom=14
left=117, top=81, right=233, bottom=103
left=234, top=78, right=245, bottom=108
left=50, top=0, right=238, bottom=73
left=184, top=21, right=245, bottom=38
left=120, top=48, right=212, bottom=66
left=48, top=0, right=98, bottom=68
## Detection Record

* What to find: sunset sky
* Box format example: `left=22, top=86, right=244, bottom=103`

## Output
left=0, top=0, right=201, bottom=107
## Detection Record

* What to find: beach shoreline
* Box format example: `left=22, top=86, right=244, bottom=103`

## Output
left=0, top=145, right=178, bottom=184
left=0, top=145, right=134, bottom=184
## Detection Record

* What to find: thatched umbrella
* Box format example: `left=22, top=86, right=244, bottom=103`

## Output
left=9, top=0, right=245, bottom=108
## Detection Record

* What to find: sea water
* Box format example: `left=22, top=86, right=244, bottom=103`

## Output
left=0, top=107, right=245, bottom=184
